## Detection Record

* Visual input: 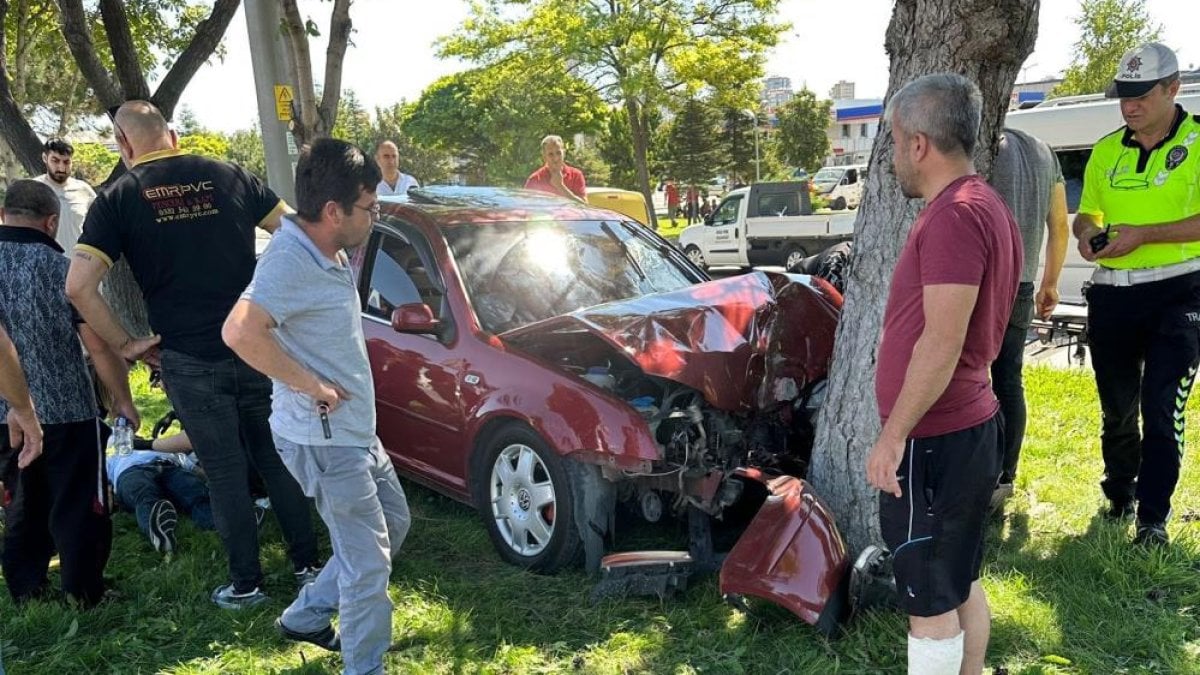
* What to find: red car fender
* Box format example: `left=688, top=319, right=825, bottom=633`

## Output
left=719, top=471, right=850, bottom=634
left=462, top=377, right=662, bottom=476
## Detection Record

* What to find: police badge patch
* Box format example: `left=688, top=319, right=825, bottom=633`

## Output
left=1166, top=145, right=1188, bottom=170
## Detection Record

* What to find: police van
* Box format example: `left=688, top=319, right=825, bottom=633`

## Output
left=1003, top=83, right=1200, bottom=305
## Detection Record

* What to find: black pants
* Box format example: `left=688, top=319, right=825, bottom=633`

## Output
left=2, top=419, right=111, bottom=607
left=1087, top=271, right=1200, bottom=525
left=160, top=348, right=318, bottom=591
left=991, top=282, right=1035, bottom=483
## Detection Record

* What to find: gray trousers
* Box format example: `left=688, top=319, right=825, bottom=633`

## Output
left=274, top=435, right=411, bottom=675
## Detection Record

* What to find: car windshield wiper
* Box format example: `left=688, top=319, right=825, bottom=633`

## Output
left=601, top=221, right=646, bottom=282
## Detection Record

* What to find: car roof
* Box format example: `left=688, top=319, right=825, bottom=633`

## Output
left=381, top=186, right=629, bottom=225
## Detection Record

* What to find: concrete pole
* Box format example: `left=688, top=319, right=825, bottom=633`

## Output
left=245, top=0, right=297, bottom=205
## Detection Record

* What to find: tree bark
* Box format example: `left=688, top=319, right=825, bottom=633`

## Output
left=98, top=0, right=150, bottom=100
left=152, top=0, right=241, bottom=119
left=0, top=0, right=46, bottom=174
left=808, top=0, right=1039, bottom=555
left=624, top=97, right=658, bottom=230
left=279, top=0, right=318, bottom=148
left=54, top=0, right=122, bottom=109
left=316, top=0, right=351, bottom=137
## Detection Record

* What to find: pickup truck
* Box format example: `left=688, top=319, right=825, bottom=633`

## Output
left=677, top=181, right=857, bottom=271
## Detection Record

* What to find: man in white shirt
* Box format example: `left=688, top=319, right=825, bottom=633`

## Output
left=374, top=140, right=419, bottom=197
left=34, top=139, right=96, bottom=253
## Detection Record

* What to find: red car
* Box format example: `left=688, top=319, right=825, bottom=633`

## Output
left=354, top=187, right=851, bottom=632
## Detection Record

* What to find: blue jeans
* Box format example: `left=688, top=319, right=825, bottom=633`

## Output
left=160, top=349, right=318, bottom=591
left=990, top=282, right=1034, bottom=483
left=115, top=462, right=214, bottom=532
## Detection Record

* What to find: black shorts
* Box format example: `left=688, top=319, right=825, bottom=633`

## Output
left=879, top=414, right=1002, bottom=617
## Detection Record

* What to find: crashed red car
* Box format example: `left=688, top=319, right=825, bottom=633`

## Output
left=353, top=187, right=850, bottom=632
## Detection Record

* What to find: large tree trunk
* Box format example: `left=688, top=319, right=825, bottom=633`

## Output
left=808, top=0, right=1039, bottom=555
left=624, top=97, right=658, bottom=230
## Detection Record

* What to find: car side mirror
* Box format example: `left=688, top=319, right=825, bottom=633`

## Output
left=704, top=214, right=714, bottom=225
left=391, top=303, right=440, bottom=334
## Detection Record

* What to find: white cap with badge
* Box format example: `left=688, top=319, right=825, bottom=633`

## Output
left=1106, top=42, right=1180, bottom=99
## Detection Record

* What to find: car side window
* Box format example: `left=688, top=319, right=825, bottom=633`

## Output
left=713, top=196, right=741, bottom=225
left=365, top=232, right=445, bottom=322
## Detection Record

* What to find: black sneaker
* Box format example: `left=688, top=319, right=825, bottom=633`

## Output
left=148, top=500, right=178, bottom=554
left=1105, top=498, right=1135, bottom=521
left=1133, top=522, right=1169, bottom=547
left=294, top=565, right=322, bottom=587
left=276, top=617, right=341, bottom=651
left=211, top=583, right=269, bottom=609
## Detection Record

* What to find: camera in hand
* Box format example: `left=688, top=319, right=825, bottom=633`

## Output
left=1089, top=227, right=1111, bottom=254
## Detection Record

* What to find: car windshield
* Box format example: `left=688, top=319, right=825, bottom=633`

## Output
left=812, top=168, right=842, bottom=185
left=445, top=219, right=701, bottom=334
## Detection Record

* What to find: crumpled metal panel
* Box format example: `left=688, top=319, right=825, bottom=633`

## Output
left=503, top=271, right=840, bottom=412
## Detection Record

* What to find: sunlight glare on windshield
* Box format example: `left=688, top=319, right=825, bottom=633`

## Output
left=525, top=227, right=569, bottom=272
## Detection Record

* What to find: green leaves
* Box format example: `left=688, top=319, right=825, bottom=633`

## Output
left=1053, top=0, right=1162, bottom=98
left=774, top=89, right=832, bottom=174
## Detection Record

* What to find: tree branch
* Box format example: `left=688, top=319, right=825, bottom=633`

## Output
left=98, top=0, right=150, bottom=100
left=54, top=0, right=122, bottom=108
left=151, top=0, right=241, bottom=119
left=316, top=0, right=352, bottom=136
left=0, top=0, right=45, bottom=173
left=280, top=0, right=318, bottom=145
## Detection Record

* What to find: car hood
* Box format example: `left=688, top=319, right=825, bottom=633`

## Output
left=501, top=272, right=840, bottom=412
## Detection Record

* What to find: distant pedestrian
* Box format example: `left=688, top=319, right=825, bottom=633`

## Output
left=866, top=74, right=1021, bottom=674
left=525, top=135, right=587, bottom=202
left=665, top=180, right=680, bottom=222
left=0, top=179, right=138, bottom=608
left=33, top=138, right=96, bottom=253
left=987, top=128, right=1069, bottom=508
left=66, top=100, right=321, bottom=609
left=686, top=185, right=700, bottom=224
left=224, top=138, right=411, bottom=673
left=374, top=140, right=420, bottom=197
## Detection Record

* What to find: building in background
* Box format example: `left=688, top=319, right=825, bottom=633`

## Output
left=761, top=75, right=795, bottom=121
left=826, top=98, right=882, bottom=166
left=828, top=80, right=855, bottom=101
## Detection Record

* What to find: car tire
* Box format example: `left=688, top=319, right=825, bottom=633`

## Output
left=783, top=246, right=808, bottom=272
left=684, top=245, right=707, bottom=270
left=832, top=196, right=847, bottom=211
left=471, top=423, right=581, bottom=573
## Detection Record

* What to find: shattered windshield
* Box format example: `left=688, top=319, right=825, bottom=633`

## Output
left=444, top=220, right=702, bottom=333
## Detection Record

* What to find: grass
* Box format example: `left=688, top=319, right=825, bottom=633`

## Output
left=2, top=365, right=1199, bottom=673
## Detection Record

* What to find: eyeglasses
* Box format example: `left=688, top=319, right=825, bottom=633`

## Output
left=1108, top=144, right=1157, bottom=191
left=352, top=201, right=381, bottom=219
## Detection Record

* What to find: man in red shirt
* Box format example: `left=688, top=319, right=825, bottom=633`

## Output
left=524, top=135, right=586, bottom=203
left=866, top=74, right=1021, bottom=675
left=665, top=180, right=680, bottom=220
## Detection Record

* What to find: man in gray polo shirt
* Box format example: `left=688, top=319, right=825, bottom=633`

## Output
left=988, top=128, right=1069, bottom=507
left=223, top=138, right=410, bottom=674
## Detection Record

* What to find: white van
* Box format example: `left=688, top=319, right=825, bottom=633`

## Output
left=810, top=163, right=867, bottom=211
left=1004, top=83, right=1200, bottom=305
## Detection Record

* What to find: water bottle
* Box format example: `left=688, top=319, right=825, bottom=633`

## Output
left=113, top=416, right=134, bottom=457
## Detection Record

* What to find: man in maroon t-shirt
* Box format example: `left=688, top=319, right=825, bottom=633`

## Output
left=524, top=135, right=586, bottom=203
left=865, top=74, right=1021, bottom=675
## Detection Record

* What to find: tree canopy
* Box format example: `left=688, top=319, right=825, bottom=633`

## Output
left=773, top=89, right=832, bottom=174
left=1053, top=0, right=1161, bottom=97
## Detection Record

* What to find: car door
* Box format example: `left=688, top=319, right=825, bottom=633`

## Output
left=359, top=224, right=470, bottom=494
left=705, top=193, right=745, bottom=265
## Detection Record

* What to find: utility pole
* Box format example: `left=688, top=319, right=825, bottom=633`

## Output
left=245, top=0, right=297, bottom=204
left=743, top=109, right=761, bottom=183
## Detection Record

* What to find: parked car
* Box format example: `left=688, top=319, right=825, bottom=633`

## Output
left=810, top=164, right=867, bottom=210
left=355, top=186, right=851, bottom=632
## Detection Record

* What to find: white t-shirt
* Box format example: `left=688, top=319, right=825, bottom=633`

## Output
left=34, top=174, right=96, bottom=254
left=106, top=448, right=199, bottom=485
left=377, top=173, right=420, bottom=198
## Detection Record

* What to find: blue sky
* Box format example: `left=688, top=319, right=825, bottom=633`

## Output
left=176, top=0, right=1199, bottom=133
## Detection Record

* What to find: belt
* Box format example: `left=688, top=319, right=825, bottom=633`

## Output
left=1090, top=258, right=1200, bottom=287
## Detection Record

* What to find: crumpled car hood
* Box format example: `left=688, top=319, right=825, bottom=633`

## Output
left=501, top=272, right=840, bottom=412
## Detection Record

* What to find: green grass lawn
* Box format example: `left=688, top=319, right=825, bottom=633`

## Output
left=3, top=366, right=1199, bottom=673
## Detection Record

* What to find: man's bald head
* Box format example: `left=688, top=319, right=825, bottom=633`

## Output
left=113, top=100, right=176, bottom=165
left=375, top=140, right=400, bottom=178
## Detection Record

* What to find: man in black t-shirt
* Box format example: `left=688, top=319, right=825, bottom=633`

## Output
left=66, top=100, right=320, bottom=609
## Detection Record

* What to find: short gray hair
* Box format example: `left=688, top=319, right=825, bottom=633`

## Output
left=886, top=73, right=982, bottom=156
left=540, top=135, right=564, bottom=151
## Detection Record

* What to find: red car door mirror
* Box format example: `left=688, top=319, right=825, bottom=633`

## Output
left=391, top=303, right=440, bottom=334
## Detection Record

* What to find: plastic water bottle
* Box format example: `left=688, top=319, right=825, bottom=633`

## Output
left=113, top=416, right=134, bottom=456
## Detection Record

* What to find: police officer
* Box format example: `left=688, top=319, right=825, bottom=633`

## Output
left=1075, top=43, right=1200, bottom=547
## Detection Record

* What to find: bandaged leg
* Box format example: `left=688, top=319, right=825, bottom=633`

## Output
left=907, top=631, right=964, bottom=675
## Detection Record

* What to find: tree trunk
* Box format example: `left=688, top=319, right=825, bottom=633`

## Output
left=54, top=0, right=122, bottom=109
left=624, top=97, right=658, bottom=230
left=99, top=0, right=151, bottom=100
left=0, top=0, right=45, bottom=174
left=279, top=0, right=318, bottom=148
left=808, top=0, right=1039, bottom=555
left=151, top=0, right=241, bottom=119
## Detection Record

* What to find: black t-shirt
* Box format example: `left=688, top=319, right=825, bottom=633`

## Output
left=77, top=150, right=284, bottom=359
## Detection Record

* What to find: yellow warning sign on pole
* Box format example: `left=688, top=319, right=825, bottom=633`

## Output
left=274, top=85, right=294, bottom=121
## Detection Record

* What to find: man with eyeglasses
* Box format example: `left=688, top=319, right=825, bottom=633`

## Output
left=1074, top=43, right=1200, bottom=547
left=224, top=139, right=411, bottom=671
left=65, top=100, right=322, bottom=607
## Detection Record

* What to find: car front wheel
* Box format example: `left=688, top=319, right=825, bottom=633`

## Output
left=472, top=424, right=581, bottom=573
left=685, top=245, right=706, bottom=269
